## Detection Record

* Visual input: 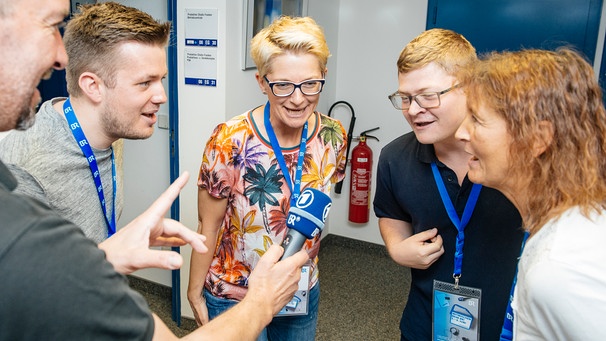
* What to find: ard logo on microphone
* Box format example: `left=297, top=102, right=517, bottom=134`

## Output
left=296, top=190, right=315, bottom=208
left=295, top=188, right=332, bottom=224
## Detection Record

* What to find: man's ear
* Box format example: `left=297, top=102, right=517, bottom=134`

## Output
left=78, top=72, right=103, bottom=103
left=533, top=120, right=554, bottom=157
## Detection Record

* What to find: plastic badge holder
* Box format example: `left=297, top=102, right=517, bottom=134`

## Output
left=278, top=262, right=311, bottom=316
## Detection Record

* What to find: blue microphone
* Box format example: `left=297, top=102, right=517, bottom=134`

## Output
left=280, top=188, right=332, bottom=259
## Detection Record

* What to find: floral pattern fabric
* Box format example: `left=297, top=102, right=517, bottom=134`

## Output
left=198, top=110, right=347, bottom=300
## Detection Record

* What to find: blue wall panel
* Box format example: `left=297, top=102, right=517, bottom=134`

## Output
left=427, top=0, right=602, bottom=63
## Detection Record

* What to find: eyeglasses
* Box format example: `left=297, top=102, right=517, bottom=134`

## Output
left=263, top=75, right=325, bottom=97
left=388, top=84, right=459, bottom=110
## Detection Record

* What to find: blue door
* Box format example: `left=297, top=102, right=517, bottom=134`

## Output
left=427, top=0, right=604, bottom=95
left=427, top=0, right=602, bottom=63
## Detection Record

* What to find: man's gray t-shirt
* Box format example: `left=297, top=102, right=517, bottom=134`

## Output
left=0, top=98, right=123, bottom=243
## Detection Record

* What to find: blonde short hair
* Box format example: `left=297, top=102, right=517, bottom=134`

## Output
left=250, top=16, right=330, bottom=77
left=397, top=28, right=477, bottom=76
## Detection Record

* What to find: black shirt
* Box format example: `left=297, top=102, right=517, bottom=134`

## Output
left=374, top=132, right=524, bottom=341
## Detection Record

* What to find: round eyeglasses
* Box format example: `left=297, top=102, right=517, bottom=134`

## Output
left=388, top=84, right=459, bottom=110
left=264, top=75, right=325, bottom=97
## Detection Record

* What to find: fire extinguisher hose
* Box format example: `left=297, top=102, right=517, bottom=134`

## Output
left=328, top=101, right=356, bottom=194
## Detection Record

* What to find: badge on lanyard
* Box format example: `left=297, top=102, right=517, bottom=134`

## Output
left=430, top=162, right=483, bottom=341
left=278, top=261, right=312, bottom=316
left=433, top=280, right=481, bottom=341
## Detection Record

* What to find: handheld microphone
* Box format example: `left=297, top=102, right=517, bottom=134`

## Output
left=280, top=188, right=332, bottom=259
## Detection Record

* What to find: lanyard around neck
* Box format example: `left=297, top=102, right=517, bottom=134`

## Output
left=499, top=230, right=530, bottom=341
left=263, top=101, right=308, bottom=205
left=431, top=162, right=482, bottom=287
left=63, top=98, right=117, bottom=237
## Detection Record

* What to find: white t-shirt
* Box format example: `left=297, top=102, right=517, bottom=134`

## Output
left=512, top=206, right=606, bottom=341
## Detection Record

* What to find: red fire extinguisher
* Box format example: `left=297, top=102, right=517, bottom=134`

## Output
left=349, top=127, right=379, bottom=223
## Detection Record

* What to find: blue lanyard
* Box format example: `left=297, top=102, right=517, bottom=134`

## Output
left=500, top=230, right=530, bottom=340
left=431, top=162, right=482, bottom=287
left=264, top=101, right=307, bottom=205
left=63, top=98, right=117, bottom=237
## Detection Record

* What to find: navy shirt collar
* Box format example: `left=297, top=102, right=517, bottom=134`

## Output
left=416, top=140, right=440, bottom=165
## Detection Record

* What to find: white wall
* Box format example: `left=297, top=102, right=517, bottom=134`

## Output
left=177, top=0, right=228, bottom=319
left=328, top=0, right=427, bottom=245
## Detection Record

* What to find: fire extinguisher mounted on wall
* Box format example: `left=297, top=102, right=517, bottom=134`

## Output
left=349, top=127, right=379, bottom=223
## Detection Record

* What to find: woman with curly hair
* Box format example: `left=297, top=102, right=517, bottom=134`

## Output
left=456, top=48, right=606, bottom=340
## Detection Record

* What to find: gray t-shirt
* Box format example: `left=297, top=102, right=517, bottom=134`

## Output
left=0, top=98, right=123, bottom=243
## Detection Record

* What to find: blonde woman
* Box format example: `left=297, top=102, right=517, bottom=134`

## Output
left=188, top=16, right=347, bottom=341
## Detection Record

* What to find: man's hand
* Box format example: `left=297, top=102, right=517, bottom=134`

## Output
left=243, top=245, right=310, bottom=320
left=99, top=172, right=208, bottom=274
left=397, top=228, right=444, bottom=269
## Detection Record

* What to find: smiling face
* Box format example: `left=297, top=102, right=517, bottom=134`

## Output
left=100, top=42, right=167, bottom=141
left=397, top=62, right=467, bottom=146
left=455, top=101, right=514, bottom=192
left=0, top=0, right=69, bottom=131
left=258, top=52, right=324, bottom=135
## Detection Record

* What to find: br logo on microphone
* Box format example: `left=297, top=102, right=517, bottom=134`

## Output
left=286, top=214, right=299, bottom=226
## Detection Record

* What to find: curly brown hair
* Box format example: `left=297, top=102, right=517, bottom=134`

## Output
left=463, top=48, right=606, bottom=233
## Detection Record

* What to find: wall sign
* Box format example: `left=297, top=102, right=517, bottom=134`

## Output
left=184, top=8, right=218, bottom=87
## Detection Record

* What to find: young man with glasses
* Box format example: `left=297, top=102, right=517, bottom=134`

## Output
left=373, top=28, right=525, bottom=341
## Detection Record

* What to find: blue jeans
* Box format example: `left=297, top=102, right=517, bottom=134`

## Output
left=204, top=282, right=320, bottom=341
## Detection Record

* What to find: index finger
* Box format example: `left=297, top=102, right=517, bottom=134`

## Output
left=150, top=219, right=207, bottom=253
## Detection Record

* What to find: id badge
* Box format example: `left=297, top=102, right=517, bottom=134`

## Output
left=277, top=262, right=311, bottom=316
left=432, top=280, right=481, bottom=341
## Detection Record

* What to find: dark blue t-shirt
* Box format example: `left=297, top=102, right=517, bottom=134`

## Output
left=373, top=132, right=524, bottom=341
